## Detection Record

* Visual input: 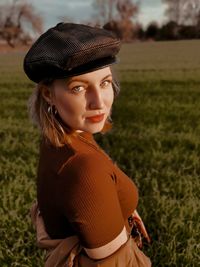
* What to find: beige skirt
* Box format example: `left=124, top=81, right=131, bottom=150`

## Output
left=76, top=237, right=151, bottom=267
left=31, top=202, right=151, bottom=267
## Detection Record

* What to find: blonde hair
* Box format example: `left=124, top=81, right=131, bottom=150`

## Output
left=28, top=73, right=120, bottom=147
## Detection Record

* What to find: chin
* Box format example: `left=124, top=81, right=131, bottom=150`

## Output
left=86, top=127, right=103, bottom=134
left=83, top=123, right=105, bottom=134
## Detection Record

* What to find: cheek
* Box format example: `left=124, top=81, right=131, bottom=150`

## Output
left=55, top=94, right=85, bottom=118
left=104, top=88, right=114, bottom=108
left=57, top=98, right=73, bottom=115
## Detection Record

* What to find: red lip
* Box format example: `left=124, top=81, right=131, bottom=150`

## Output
left=86, top=114, right=105, bottom=123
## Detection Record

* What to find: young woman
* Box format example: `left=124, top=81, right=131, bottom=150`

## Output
left=24, top=22, right=151, bottom=267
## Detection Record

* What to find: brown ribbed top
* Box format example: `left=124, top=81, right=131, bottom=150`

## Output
left=37, top=131, right=138, bottom=249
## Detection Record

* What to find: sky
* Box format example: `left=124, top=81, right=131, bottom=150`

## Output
left=1, top=0, right=167, bottom=30
left=29, top=0, right=167, bottom=30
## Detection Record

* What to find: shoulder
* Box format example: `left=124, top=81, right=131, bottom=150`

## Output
left=59, top=152, right=110, bottom=174
left=58, top=152, right=114, bottom=186
left=39, top=138, right=76, bottom=174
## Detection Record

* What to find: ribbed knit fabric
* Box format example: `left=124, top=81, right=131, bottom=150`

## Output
left=37, top=131, right=138, bottom=250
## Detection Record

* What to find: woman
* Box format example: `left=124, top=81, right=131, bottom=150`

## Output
left=24, top=22, right=151, bottom=267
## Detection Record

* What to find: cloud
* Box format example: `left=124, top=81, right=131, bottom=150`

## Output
left=139, top=4, right=166, bottom=27
left=141, top=0, right=164, bottom=8
left=22, top=0, right=166, bottom=30
left=30, top=0, right=93, bottom=30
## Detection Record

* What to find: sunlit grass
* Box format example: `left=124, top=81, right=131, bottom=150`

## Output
left=1, top=40, right=200, bottom=266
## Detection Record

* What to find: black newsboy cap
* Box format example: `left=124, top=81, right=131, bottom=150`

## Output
left=23, top=22, right=121, bottom=83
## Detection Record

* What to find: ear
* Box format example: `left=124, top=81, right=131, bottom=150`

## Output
left=41, top=85, right=54, bottom=105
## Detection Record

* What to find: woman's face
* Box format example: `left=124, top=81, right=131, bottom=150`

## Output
left=51, top=67, right=114, bottom=134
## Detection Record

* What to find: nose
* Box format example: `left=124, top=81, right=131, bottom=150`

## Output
left=88, top=86, right=104, bottom=110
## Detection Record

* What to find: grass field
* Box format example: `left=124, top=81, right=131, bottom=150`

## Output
left=0, top=40, right=200, bottom=266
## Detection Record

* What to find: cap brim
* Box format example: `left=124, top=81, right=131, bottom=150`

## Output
left=44, top=56, right=118, bottom=82
left=25, top=56, right=119, bottom=83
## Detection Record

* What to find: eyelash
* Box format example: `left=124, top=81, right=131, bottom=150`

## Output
left=101, top=80, right=112, bottom=88
left=71, top=86, right=85, bottom=93
left=70, top=80, right=112, bottom=94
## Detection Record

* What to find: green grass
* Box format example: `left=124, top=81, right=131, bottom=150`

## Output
left=1, top=40, right=200, bottom=266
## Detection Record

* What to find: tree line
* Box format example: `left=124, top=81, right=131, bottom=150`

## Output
left=94, top=0, right=200, bottom=42
left=140, top=0, right=200, bottom=41
left=1, top=0, right=200, bottom=47
left=142, top=21, right=200, bottom=41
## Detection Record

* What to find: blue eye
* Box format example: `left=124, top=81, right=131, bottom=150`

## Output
left=101, top=80, right=112, bottom=88
left=71, top=86, right=85, bottom=93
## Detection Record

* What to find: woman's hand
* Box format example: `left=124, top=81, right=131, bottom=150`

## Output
left=132, top=210, right=151, bottom=245
left=128, top=210, right=151, bottom=248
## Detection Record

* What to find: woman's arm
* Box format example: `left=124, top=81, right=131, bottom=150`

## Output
left=59, top=153, right=129, bottom=260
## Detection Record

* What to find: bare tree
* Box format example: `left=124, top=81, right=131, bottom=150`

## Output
left=92, top=0, right=118, bottom=26
left=0, top=0, right=43, bottom=47
left=92, top=0, right=140, bottom=41
left=182, top=0, right=200, bottom=25
left=163, top=0, right=200, bottom=25
left=163, top=0, right=182, bottom=24
left=116, top=0, right=139, bottom=41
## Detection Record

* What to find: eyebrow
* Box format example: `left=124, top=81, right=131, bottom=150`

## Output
left=102, top=74, right=112, bottom=80
left=67, top=74, right=112, bottom=85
